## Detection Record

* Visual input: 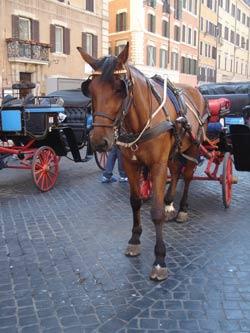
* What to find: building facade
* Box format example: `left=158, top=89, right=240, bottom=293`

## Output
left=197, top=0, right=218, bottom=83
left=216, top=0, right=250, bottom=82
left=0, top=0, right=109, bottom=97
left=109, top=0, right=198, bottom=86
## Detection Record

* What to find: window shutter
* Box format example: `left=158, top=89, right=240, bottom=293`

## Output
left=12, top=15, right=19, bottom=39
left=82, top=32, right=87, bottom=51
left=147, top=46, right=150, bottom=65
left=31, top=20, right=39, bottom=41
left=124, top=13, right=127, bottom=30
left=50, top=24, right=55, bottom=53
left=63, top=27, right=70, bottom=55
left=92, top=35, right=98, bottom=57
left=116, top=14, right=119, bottom=31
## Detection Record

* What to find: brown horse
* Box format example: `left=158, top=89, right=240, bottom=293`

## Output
left=77, top=43, right=208, bottom=281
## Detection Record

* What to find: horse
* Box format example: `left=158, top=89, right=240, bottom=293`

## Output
left=77, top=43, right=208, bottom=281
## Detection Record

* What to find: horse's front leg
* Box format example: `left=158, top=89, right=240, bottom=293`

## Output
left=150, top=162, right=168, bottom=281
left=123, top=160, right=142, bottom=257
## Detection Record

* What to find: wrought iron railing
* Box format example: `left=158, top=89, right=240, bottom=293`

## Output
left=6, top=38, right=50, bottom=63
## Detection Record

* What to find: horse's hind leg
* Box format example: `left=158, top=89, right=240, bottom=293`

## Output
left=123, top=161, right=142, bottom=257
left=164, top=159, right=182, bottom=221
left=150, top=162, right=168, bottom=281
left=176, top=159, right=197, bottom=223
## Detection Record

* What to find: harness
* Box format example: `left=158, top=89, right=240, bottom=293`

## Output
left=87, top=65, right=209, bottom=162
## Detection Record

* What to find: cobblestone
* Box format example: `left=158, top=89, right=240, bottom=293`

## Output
left=0, top=158, right=250, bottom=332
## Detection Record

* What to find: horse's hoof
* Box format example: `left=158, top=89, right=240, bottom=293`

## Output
left=175, top=211, right=188, bottom=223
left=125, top=244, right=141, bottom=257
left=150, top=265, right=168, bottom=281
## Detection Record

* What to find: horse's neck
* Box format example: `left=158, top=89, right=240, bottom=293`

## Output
left=124, top=67, right=151, bottom=133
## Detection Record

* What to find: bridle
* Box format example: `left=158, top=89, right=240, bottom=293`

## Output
left=82, top=67, right=134, bottom=133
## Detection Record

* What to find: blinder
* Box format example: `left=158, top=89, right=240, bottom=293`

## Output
left=81, top=79, right=91, bottom=98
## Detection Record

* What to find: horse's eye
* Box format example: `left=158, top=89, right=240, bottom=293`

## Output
left=114, top=81, right=127, bottom=98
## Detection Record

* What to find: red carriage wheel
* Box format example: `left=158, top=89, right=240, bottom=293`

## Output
left=32, top=146, right=59, bottom=192
left=94, top=151, right=108, bottom=170
left=221, top=152, right=233, bottom=208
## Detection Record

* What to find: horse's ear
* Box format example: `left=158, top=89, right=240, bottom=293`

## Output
left=117, top=42, right=129, bottom=65
left=77, top=47, right=97, bottom=70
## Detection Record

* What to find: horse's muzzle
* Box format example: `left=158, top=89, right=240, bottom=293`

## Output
left=90, top=138, right=109, bottom=152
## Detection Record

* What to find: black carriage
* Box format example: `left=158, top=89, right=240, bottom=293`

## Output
left=0, top=86, right=108, bottom=191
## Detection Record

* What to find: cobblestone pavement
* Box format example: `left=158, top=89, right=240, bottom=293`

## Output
left=0, top=156, right=250, bottom=333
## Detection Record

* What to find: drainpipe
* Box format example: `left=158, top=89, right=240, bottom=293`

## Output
left=197, top=0, right=202, bottom=83
left=233, top=0, right=237, bottom=80
left=215, top=0, right=220, bottom=83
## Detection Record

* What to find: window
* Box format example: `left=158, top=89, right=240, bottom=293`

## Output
left=237, top=8, right=241, bottom=21
left=188, top=27, right=192, bottom=44
left=241, top=36, right=245, bottom=48
left=82, top=32, right=98, bottom=57
left=147, top=45, right=156, bottom=66
left=181, top=57, right=197, bottom=74
left=236, top=33, right=240, bottom=46
left=225, top=57, right=227, bottom=70
left=116, top=12, right=127, bottom=32
left=207, top=0, right=213, bottom=9
left=163, top=0, right=170, bottom=13
left=146, top=0, right=156, bottom=8
left=231, top=4, right=235, bottom=16
left=174, top=25, right=180, bottom=41
left=171, top=52, right=179, bottom=70
left=225, top=0, right=230, bottom=12
left=230, top=30, right=234, bottom=43
left=200, top=17, right=204, bottom=31
left=230, top=59, right=233, bottom=72
left=242, top=13, right=246, bottom=24
left=160, top=49, right=168, bottom=68
left=162, top=20, right=169, bottom=37
left=193, top=30, right=197, bottom=46
left=55, top=26, right=63, bottom=53
left=247, top=17, right=250, bottom=28
left=188, top=0, right=192, bottom=11
left=205, top=44, right=208, bottom=57
left=218, top=54, right=221, bottom=68
left=246, top=39, right=249, bottom=51
left=182, top=25, right=186, bottom=42
left=224, top=26, right=229, bottom=40
left=50, top=25, right=70, bottom=54
left=200, top=41, right=203, bottom=55
left=148, top=14, right=156, bottom=33
left=194, top=0, right=198, bottom=14
left=12, top=15, right=39, bottom=41
left=19, top=17, right=31, bottom=40
left=183, top=0, right=187, bottom=9
left=217, top=23, right=222, bottom=36
left=212, top=46, right=216, bottom=59
left=174, top=0, right=182, bottom=20
left=86, top=0, right=94, bottom=12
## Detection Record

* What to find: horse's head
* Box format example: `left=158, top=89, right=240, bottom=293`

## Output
left=77, top=43, right=131, bottom=152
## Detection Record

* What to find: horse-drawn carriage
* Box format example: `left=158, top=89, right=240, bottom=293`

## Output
left=76, top=42, right=250, bottom=280
left=0, top=86, right=107, bottom=191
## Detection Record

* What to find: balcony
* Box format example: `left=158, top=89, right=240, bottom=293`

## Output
left=6, top=38, right=50, bottom=65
